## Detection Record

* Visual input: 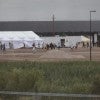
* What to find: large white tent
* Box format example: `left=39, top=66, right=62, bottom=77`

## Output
left=0, top=31, right=43, bottom=49
left=41, top=35, right=90, bottom=47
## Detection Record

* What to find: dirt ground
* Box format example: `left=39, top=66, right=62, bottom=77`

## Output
left=0, top=47, right=100, bottom=62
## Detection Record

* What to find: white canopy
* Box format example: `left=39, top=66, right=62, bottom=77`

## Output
left=80, top=36, right=90, bottom=42
left=0, top=31, right=43, bottom=49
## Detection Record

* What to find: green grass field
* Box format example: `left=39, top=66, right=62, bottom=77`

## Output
left=0, top=61, right=100, bottom=94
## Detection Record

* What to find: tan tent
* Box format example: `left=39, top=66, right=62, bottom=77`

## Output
left=81, top=36, right=90, bottom=42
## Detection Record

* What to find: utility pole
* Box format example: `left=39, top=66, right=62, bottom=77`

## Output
left=52, top=14, right=55, bottom=36
left=89, top=10, right=96, bottom=61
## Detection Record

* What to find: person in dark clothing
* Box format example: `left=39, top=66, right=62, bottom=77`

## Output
left=0, top=42, right=2, bottom=50
left=2, top=43, right=6, bottom=52
left=82, top=42, right=85, bottom=48
left=87, top=42, right=89, bottom=48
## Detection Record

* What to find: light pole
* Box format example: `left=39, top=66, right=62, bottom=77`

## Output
left=90, top=10, right=96, bottom=61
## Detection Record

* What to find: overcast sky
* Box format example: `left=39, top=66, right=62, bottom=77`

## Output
left=0, top=0, right=100, bottom=21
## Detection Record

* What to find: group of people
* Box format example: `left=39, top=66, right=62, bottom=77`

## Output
left=32, top=42, right=57, bottom=53
left=70, top=42, right=90, bottom=50
left=45, top=43, right=56, bottom=50
left=0, top=42, right=14, bottom=53
left=82, top=42, right=89, bottom=48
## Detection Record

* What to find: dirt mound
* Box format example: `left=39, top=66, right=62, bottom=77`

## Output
left=39, top=49, right=85, bottom=59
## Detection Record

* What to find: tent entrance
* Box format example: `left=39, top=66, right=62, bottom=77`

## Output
left=60, top=39, right=65, bottom=47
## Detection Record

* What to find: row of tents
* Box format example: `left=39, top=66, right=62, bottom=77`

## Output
left=0, top=31, right=90, bottom=49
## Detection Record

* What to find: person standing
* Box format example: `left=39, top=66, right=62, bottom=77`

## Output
left=32, top=43, right=36, bottom=53
left=0, top=42, right=2, bottom=50
left=2, top=43, right=6, bottom=53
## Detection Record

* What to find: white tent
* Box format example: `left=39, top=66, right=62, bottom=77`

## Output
left=0, top=31, right=43, bottom=49
left=41, top=35, right=90, bottom=48
left=80, top=36, right=90, bottom=42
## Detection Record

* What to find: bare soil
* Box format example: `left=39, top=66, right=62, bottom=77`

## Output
left=0, top=47, right=100, bottom=62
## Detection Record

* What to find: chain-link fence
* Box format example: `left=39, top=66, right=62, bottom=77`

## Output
left=0, top=91, right=100, bottom=100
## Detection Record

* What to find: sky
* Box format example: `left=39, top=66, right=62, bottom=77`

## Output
left=0, top=0, right=100, bottom=21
